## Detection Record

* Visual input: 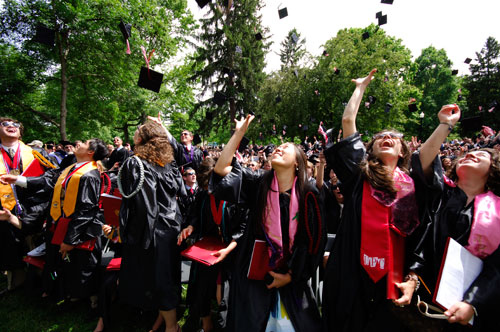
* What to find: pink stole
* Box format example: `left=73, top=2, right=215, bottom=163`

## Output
left=263, top=174, right=299, bottom=267
left=466, top=191, right=500, bottom=259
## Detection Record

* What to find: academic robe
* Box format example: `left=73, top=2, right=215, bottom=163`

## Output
left=185, top=189, right=247, bottom=320
left=118, top=157, right=185, bottom=311
left=209, top=161, right=325, bottom=332
left=26, top=164, right=104, bottom=299
left=169, top=136, right=204, bottom=172
left=407, top=153, right=500, bottom=331
left=104, top=147, right=129, bottom=170
left=322, top=133, right=405, bottom=332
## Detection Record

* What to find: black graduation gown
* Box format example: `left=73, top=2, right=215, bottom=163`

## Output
left=209, top=161, right=325, bottom=332
left=105, top=147, right=129, bottom=170
left=322, top=132, right=405, bottom=332
left=408, top=153, right=500, bottom=331
left=118, top=157, right=185, bottom=311
left=170, top=137, right=204, bottom=172
left=185, top=189, right=246, bottom=318
left=26, top=166, right=104, bottom=299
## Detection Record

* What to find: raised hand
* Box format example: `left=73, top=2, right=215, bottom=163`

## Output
left=438, top=104, right=461, bottom=126
left=234, top=114, right=255, bottom=133
left=351, top=68, right=377, bottom=89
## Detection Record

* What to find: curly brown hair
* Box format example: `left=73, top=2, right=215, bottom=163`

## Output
left=133, top=120, right=174, bottom=166
left=196, top=157, right=217, bottom=190
left=448, top=148, right=500, bottom=196
left=360, top=130, right=411, bottom=196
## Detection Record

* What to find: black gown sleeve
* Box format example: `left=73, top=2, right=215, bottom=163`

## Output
left=63, top=170, right=104, bottom=245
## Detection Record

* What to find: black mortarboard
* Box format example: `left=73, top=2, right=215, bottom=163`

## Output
left=460, top=116, right=482, bottom=132
left=488, top=100, right=498, bottom=112
left=408, top=103, right=418, bottom=112
left=278, top=7, right=288, bottom=19
left=255, top=32, right=263, bottom=41
left=222, top=67, right=231, bottom=74
left=193, top=134, right=202, bottom=146
left=302, top=125, right=309, bottom=131
left=291, top=33, right=298, bottom=44
left=238, top=136, right=250, bottom=153
left=33, top=26, right=55, bottom=47
left=376, top=11, right=383, bottom=19
left=334, top=67, right=340, bottom=75
left=378, top=15, right=387, bottom=26
left=381, top=0, right=394, bottom=4
left=457, top=94, right=463, bottom=101
left=451, top=69, right=459, bottom=75
left=385, top=103, right=393, bottom=113
left=118, top=21, right=131, bottom=40
left=362, top=31, right=370, bottom=40
left=275, top=96, right=282, bottom=103
left=322, top=50, right=329, bottom=57
left=138, top=67, right=164, bottom=93
left=206, top=111, right=213, bottom=121
left=447, top=60, right=452, bottom=66
left=213, top=91, right=227, bottom=106
left=464, top=58, right=472, bottom=64
left=368, top=95, right=377, bottom=105
left=195, top=0, right=210, bottom=8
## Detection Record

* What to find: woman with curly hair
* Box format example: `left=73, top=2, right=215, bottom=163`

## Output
left=322, top=69, right=421, bottom=331
left=407, top=104, right=500, bottom=331
left=118, top=119, right=185, bottom=332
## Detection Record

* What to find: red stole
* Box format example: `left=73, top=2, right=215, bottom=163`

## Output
left=360, top=181, right=404, bottom=299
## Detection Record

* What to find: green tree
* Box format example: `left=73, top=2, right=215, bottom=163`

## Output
left=191, top=0, right=269, bottom=138
left=0, top=0, right=195, bottom=142
left=279, top=29, right=306, bottom=70
left=464, top=37, right=500, bottom=131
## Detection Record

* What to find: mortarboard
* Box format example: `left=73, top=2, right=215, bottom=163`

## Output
left=213, top=91, right=227, bottom=106
left=206, top=111, right=213, bottom=121
left=291, top=33, right=298, bottom=44
left=255, top=32, right=263, bottom=41
left=488, top=100, right=498, bottom=112
left=451, top=69, right=459, bottom=75
left=408, top=103, right=418, bottom=112
left=278, top=7, right=288, bottom=19
left=368, top=95, right=377, bottom=105
left=238, top=136, right=250, bottom=153
left=378, top=14, right=387, bottom=26
left=138, top=67, right=163, bottom=93
left=193, top=134, right=202, bottom=146
left=464, top=58, right=472, bottom=64
left=118, top=21, right=132, bottom=54
left=460, top=116, right=482, bottom=132
left=195, top=0, right=210, bottom=8
left=385, top=103, right=393, bottom=113
left=323, top=50, right=329, bottom=57
left=376, top=11, right=383, bottom=19
left=381, top=0, right=394, bottom=4
left=334, top=67, right=340, bottom=75
left=362, top=31, right=370, bottom=40
left=457, top=94, right=463, bottom=101
left=33, top=26, right=55, bottom=47
left=275, top=96, right=282, bottom=103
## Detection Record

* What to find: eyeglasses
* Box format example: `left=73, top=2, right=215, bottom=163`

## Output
left=185, top=172, right=195, bottom=176
left=372, top=132, right=403, bottom=140
left=1, top=121, right=21, bottom=128
left=181, top=132, right=190, bottom=136
left=416, top=296, right=447, bottom=319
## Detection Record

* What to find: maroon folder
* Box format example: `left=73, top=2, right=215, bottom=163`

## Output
left=101, top=194, right=122, bottom=227
left=247, top=240, right=271, bottom=280
left=51, top=217, right=96, bottom=251
left=181, top=237, right=226, bottom=266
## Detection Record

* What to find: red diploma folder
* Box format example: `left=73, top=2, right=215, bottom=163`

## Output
left=247, top=240, right=271, bottom=280
left=101, top=193, right=122, bottom=227
left=181, top=237, right=226, bottom=266
left=106, top=257, right=122, bottom=271
left=23, top=256, right=46, bottom=269
left=51, top=217, right=96, bottom=251
left=21, top=159, right=44, bottom=177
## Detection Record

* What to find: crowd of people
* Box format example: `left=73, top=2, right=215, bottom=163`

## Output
left=1, top=69, right=499, bottom=332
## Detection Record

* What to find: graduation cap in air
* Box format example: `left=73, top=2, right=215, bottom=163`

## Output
left=33, top=26, right=55, bottom=47
left=488, top=100, right=498, bottom=113
left=193, top=134, right=202, bottom=146
left=457, top=94, right=463, bottom=101
left=464, top=58, right=472, bottom=64
left=334, top=67, right=340, bottom=75
left=408, top=103, right=418, bottom=112
left=291, top=33, right=299, bottom=44
left=378, top=14, right=387, bottom=26
left=367, top=95, right=377, bottom=105
left=447, top=60, right=452, bottom=66
left=213, top=91, right=227, bottom=106
left=362, top=31, right=370, bottom=40
left=138, top=67, right=164, bottom=93
left=195, top=0, right=210, bottom=8
left=118, top=21, right=132, bottom=54
left=275, top=96, right=282, bottom=103
left=381, top=0, right=394, bottom=4
left=451, top=69, right=459, bottom=75
left=376, top=11, right=383, bottom=19
left=206, top=111, right=213, bottom=121
left=255, top=32, right=263, bottom=41
left=460, top=116, right=482, bottom=132
left=322, top=50, right=329, bottom=57
left=278, top=7, right=288, bottom=19
left=385, top=103, right=393, bottom=113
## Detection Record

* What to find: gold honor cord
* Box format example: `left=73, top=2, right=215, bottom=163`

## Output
left=32, top=149, right=57, bottom=169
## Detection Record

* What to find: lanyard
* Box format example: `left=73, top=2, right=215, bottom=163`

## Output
left=1, top=143, right=20, bottom=172
left=210, top=194, right=225, bottom=226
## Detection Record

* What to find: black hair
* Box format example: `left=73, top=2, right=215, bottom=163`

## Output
left=88, top=138, right=108, bottom=161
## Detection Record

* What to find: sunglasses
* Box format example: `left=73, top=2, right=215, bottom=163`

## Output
left=185, top=172, right=195, bottom=176
left=372, top=132, right=403, bottom=140
left=1, top=121, right=21, bottom=128
left=416, top=295, right=447, bottom=319
left=181, top=132, right=190, bottom=136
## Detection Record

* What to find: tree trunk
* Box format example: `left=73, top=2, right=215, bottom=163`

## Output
left=58, top=30, right=69, bottom=141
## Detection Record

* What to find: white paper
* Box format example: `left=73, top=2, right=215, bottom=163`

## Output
left=435, top=238, right=483, bottom=325
left=27, top=242, right=46, bottom=257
